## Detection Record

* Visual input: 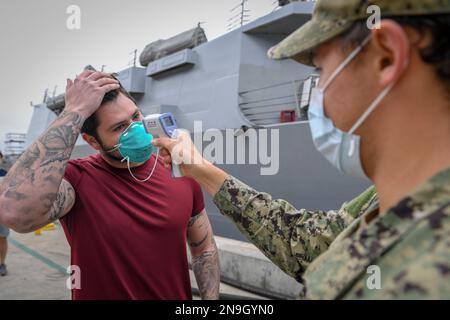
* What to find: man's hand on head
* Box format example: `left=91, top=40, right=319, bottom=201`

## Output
left=65, top=70, right=121, bottom=119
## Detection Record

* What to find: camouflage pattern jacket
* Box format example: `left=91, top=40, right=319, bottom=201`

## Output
left=213, top=167, right=450, bottom=299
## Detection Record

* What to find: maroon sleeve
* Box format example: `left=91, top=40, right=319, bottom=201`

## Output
left=64, top=160, right=83, bottom=188
left=190, top=178, right=205, bottom=217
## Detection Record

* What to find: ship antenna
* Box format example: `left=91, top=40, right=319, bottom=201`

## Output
left=43, top=88, right=49, bottom=103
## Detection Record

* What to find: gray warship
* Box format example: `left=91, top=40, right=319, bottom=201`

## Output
left=26, top=1, right=370, bottom=241
left=24, top=1, right=371, bottom=298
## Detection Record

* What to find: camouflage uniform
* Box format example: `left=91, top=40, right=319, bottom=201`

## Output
left=214, top=0, right=450, bottom=299
left=268, top=0, right=450, bottom=66
left=214, top=168, right=450, bottom=299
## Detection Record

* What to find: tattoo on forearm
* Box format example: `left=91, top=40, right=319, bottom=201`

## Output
left=192, top=244, right=220, bottom=300
left=5, top=143, right=41, bottom=188
left=42, top=180, right=75, bottom=223
left=188, top=213, right=203, bottom=227
left=4, top=190, right=27, bottom=201
left=0, top=110, right=83, bottom=223
left=39, top=111, right=83, bottom=166
left=188, top=212, right=220, bottom=300
left=188, top=213, right=209, bottom=248
left=189, top=230, right=209, bottom=248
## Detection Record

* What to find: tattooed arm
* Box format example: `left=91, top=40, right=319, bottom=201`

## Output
left=0, top=71, right=120, bottom=233
left=187, top=209, right=220, bottom=300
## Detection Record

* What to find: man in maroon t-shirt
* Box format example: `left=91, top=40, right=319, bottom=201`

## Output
left=0, top=70, right=220, bottom=299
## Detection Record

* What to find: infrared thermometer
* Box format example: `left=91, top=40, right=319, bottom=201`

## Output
left=143, top=112, right=183, bottom=178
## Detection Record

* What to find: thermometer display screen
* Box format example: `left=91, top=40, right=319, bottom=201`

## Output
left=163, top=116, right=174, bottom=127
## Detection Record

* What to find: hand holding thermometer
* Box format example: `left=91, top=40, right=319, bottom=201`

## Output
left=142, top=112, right=183, bottom=178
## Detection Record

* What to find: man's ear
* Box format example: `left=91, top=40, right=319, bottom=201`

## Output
left=82, top=133, right=101, bottom=151
left=371, top=20, right=411, bottom=87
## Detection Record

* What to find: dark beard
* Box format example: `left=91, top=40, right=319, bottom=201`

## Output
left=101, top=149, right=124, bottom=163
left=97, top=137, right=124, bottom=163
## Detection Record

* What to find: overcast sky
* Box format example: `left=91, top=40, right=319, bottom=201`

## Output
left=0, top=0, right=276, bottom=152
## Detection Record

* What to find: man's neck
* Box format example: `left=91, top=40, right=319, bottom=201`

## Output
left=100, top=153, right=144, bottom=169
left=374, top=151, right=450, bottom=214
left=370, top=87, right=450, bottom=214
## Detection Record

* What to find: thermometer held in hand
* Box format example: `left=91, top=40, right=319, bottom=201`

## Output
left=142, top=112, right=183, bottom=178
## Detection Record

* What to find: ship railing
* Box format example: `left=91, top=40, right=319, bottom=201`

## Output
left=238, top=74, right=319, bottom=127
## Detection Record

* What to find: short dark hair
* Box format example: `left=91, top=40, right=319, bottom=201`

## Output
left=338, top=14, right=450, bottom=92
left=80, top=76, right=137, bottom=139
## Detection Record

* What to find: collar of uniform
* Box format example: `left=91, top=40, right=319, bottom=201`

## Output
left=397, top=165, right=450, bottom=212
left=303, top=165, right=450, bottom=300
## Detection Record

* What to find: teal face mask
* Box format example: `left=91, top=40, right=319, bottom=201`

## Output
left=109, top=122, right=153, bottom=164
left=107, top=121, right=159, bottom=183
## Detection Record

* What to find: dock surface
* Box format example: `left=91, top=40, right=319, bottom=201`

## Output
left=0, top=222, right=265, bottom=300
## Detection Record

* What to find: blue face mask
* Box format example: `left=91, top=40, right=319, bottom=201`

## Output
left=108, top=122, right=159, bottom=182
left=308, top=36, right=398, bottom=180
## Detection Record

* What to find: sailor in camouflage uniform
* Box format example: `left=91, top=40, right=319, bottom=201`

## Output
left=154, top=0, right=450, bottom=299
